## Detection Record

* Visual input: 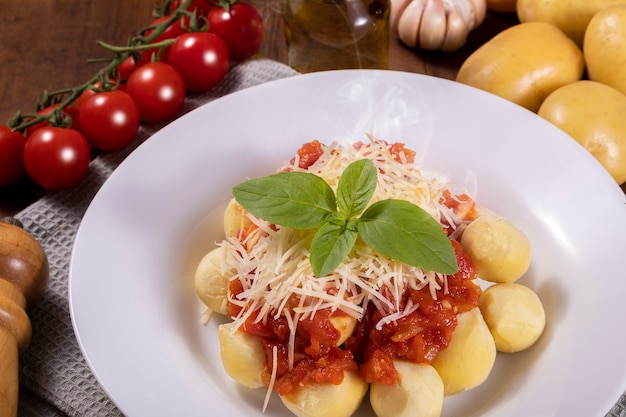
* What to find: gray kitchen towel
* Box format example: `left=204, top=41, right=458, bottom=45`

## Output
left=15, top=57, right=297, bottom=417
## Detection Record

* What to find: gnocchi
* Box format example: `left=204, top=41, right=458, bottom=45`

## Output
left=479, top=282, right=546, bottom=352
left=370, top=361, right=444, bottom=417
left=194, top=245, right=229, bottom=315
left=194, top=139, right=546, bottom=417
left=218, top=322, right=266, bottom=389
left=431, top=307, right=497, bottom=396
left=280, top=371, right=368, bottom=417
left=461, top=211, right=531, bottom=283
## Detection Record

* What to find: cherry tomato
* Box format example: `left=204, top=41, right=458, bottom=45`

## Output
left=146, top=15, right=191, bottom=63
left=116, top=51, right=156, bottom=82
left=0, top=126, right=27, bottom=187
left=75, top=77, right=126, bottom=109
left=207, top=3, right=264, bottom=61
left=126, top=62, right=186, bottom=123
left=167, top=0, right=213, bottom=15
left=23, top=127, right=91, bottom=191
left=167, top=32, right=230, bottom=92
left=74, top=88, right=98, bottom=109
left=25, top=104, right=81, bottom=137
left=145, top=15, right=189, bottom=42
left=79, top=90, right=141, bottom=152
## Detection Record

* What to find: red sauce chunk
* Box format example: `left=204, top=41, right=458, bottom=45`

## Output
left=290, top=139, right=324, bottom=169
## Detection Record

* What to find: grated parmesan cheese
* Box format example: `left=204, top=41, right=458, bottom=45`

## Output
left=223, top=138, right=474, bottom=367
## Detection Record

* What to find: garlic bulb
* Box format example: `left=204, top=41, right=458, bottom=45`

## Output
left=391, top=0, right=487, bottom=51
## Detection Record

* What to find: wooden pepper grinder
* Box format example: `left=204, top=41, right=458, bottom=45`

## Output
left=0, top=217, right=49, bottom=417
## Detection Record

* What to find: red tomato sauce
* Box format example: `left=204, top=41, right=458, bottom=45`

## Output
left=226, top=285, right=358, bottom=396
left=346, top=240, right=480, bottom=385
left=227, top=240, right=481, bottom=392
left=227, top=141, right=481, bottom=392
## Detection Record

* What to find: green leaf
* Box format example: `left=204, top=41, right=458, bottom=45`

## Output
left=310, top=222, right=358, bottom=277
left=336, top=159, right=378, bottom=217
left=357, top=199, right=458, bottom=274
left=233, top=171, right=336, bottom=229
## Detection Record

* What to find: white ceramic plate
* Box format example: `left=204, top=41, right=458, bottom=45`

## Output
left=69, top=70, right=626, bottom=417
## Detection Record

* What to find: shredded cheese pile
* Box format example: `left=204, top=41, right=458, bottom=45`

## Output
left=223, top=139, right=470, bottom=353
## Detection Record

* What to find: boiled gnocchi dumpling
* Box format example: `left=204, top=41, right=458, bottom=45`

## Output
left=370, top=361, right=444, bottom=417
left=280, top=370, right=368, bottom=417
left=218, top=322, right=266, bottom=389
left=479, top=282, right=546, bottom=353
left=223, top=198, right=251, bottom=237
left=329, top=315, right=358, bottom=347
left=194, top=245, right=229, bottom=315
left=431, top=307, right=496, bottom=396
left=461, top=211, right=531, bottom=283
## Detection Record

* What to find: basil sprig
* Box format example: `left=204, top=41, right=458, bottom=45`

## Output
left=232, top=159, right=459, bottom=277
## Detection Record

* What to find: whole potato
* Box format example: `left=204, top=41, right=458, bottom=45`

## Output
left=584, top=5, right=626, bottom=96
left=537, top=80, right=626, bottom=184
left=456, top=22, right=584, bottom=112
left=517, top=0, right=626, bottom=45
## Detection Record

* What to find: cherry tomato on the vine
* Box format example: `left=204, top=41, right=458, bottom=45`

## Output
left=74, top=88, right=98, bottom=109
left=25, top=104, right=81, bottom=137
left=146, top=15, right=189, bottom=42
left=75, top=78, right=126, bottom=109
left=168, top=32, right=230, bottom=92
left=145, top=15, right=191, bottom=63
left=0, top=126, right=27, bottom=187
left=23, top=127, right=91, bottom=191
left=207, top=3, right=264, bottom=61
left=126, top=62, right=187, bottom=123
left=117, top=52, right=153, bottom=81
left=79, top=90, right=141, bottom=152
left=167, top=0, right=213, bottom=15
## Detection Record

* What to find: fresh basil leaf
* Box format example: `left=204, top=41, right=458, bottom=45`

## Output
left=310, top=222, right=358, bottom=277
left=336, top=159, right=377, bottom=217
left=233, top=171, right=336, bottom=229
left=357, top=199, right=458, bottom=274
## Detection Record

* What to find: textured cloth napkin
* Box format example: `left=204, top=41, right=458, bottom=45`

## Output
left=12, top=57, right=626, bottom=417
left=15, top=57, right=298, bottom=417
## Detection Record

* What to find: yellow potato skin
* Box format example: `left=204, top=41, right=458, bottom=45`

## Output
left=517, top=0, right=626, bottom=45
left=537, top=80, right=626, bottom=184
left=486, top=0, right=517, bottom=13
left=584, top=5, right=626, bottom=97
left=456, top=22, right=584, bottom=112
left=479, top=283, right=546, bottom=353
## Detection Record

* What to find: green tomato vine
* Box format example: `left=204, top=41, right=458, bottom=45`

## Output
left=8, top=0, right=205, bottom=133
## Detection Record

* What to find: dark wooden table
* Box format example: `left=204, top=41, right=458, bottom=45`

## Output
left=0, top=0, right=522, bottom=218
